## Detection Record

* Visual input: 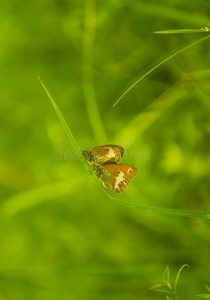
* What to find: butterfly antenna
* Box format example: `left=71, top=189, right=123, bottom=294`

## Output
left=82, top=140, right=87, bottom=150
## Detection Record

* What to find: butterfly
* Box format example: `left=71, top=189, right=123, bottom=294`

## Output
left=82, top=145, right=137, bottom=193
left=82, top=144, right=124, bottom=166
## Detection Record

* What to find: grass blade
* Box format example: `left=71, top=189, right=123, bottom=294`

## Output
left=82, top=0, right=107, bottom=143
left=38, top=77, right=90, bottom=174
left=38, top=77, right=80, bottom=154
left=113, top=34, right=210, bottom=107
left=174, top=264, right=189, bottom=292
left=39, top=78, right=210, bottom=220
left=105, top=192, right=210, bottom=220
left=2, top=179, right=84, bottom=215
left=154, top=27, right=210, bottom=34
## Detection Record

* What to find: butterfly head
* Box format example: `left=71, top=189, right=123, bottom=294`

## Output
left=82, top=149, right=91, bottom=162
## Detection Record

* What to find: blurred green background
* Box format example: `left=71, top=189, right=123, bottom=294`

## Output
left=1, top=0, right=210, bottom=299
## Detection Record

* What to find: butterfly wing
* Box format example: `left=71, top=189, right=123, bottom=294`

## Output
left=83, top=145, right=124, bottom=165
left=95, top=164, right=137, bottom=193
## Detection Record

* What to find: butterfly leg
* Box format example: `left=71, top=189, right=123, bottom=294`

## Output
left=88, top=165, right=94, bottom=174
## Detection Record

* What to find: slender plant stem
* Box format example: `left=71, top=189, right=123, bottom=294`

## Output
left=39, top=78, right=210, bottom=220
left=83, top=0, right=107, bottom=143
left=154, top=27, right=210, bottom=34
left=174, top=264, right=189, bottom=292
left=38, top=77, right=80, bottom=153
left=113, top=34, right=210, bottom=107
left=173, top=293, right=179, bottom=300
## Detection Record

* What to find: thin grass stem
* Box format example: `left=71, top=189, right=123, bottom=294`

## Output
left=83, top=0, right=107, bottom=143
left=174, top=264, right=189, bottom=292
left=39, top=78, right=210, bottom=220
left=154, top=27, right=210, bottom=34
left=113, top=35, right=210, bottom=107
left=38, top=77, right=89, bottom=172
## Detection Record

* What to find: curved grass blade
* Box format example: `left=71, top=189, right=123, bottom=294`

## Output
left=82, top=0, right=107, bottom=144
left=2, top=179, right=84, bottom=215
left=104, top=190, right=210, bottom=220
left=39, top=78, right=210, bottom=220
left=154, top=27, right=210, bottom=34
left=163, top=266, right=170, bottom=287
left=38, top=77, right=89, bottom=172
left=174, top=264, right=189, bottom=292
left=113, top=34, right=210, bottom=107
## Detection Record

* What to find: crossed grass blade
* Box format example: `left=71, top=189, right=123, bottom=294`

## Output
left=39, top=78, right=210, bottom=220
left=113, top=34, right=210, bottom=107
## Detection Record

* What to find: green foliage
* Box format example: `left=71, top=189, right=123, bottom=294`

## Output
left=154, top=27, right=210, bottom=34
left=197, top=285, right=210, bottom=299
left=1, top=0, right=210, bottom=299
left=113, top=34, right=210, bottom=107
left=40, top=77, right=210, bottom=220
left=149, top=265, right=189, bottom=299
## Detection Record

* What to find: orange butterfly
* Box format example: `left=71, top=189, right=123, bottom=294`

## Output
left=82, top=145, right=137, bottom=193
left=82, top=145, right=124, bottom=165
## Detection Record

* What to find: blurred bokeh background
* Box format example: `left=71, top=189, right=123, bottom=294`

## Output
left=0, top=0, right=210, bottom=299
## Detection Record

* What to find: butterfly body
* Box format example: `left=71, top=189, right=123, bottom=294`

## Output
left=82, top=145, right=137, bottom=193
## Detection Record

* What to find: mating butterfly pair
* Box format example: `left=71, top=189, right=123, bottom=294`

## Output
left=82, top=145, right=137, bottom=193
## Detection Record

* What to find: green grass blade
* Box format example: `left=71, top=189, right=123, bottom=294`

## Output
left=3, top=174, right=210, bottom=219
left=38, top=77, right=82, bottom=158
left=113, top=34, right=210, bottom=107
left=82, top=0, right=107, bottom=143
left=154, top=27, right=210, bottom=34
left=163, top=266, right=170, bottom=287
left=102, top=190, right=210, bottom=220
left=2, top=179, right=84, bottom=216
left=39, top=77, right=91, bottom=174
left=149, top=284, right=172, bottom=294
left=174, top=264, right=189, bottom=292
left=39, top=78, right=210, bottom=220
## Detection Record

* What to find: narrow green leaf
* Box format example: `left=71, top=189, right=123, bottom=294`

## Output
left=149, top=284, right=173, bottom=294
left=82, top=0, right=107, bottom=143
left=113, top=35, right=210, bottom=107
left=154, top=27, right=210, bottom=34
left=102, top=192, right=210, bottom=219
left=205, top=285, right=210, bottom=293
left=174, top=264, right=189, bottom=292
left=2, top=179, right=84, bottom=215
left=163, top=266, right=171, bottom=287
left=39, top=78, right=210, bottom=220
left=38, top=77, right=89, bottom=173
left=196, top=295, right=210, bottom=299
left=38, top=77, right=80, bottom=154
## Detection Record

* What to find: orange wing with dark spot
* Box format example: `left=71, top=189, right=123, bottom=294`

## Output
left=95, top=164, right=137, bottom=193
